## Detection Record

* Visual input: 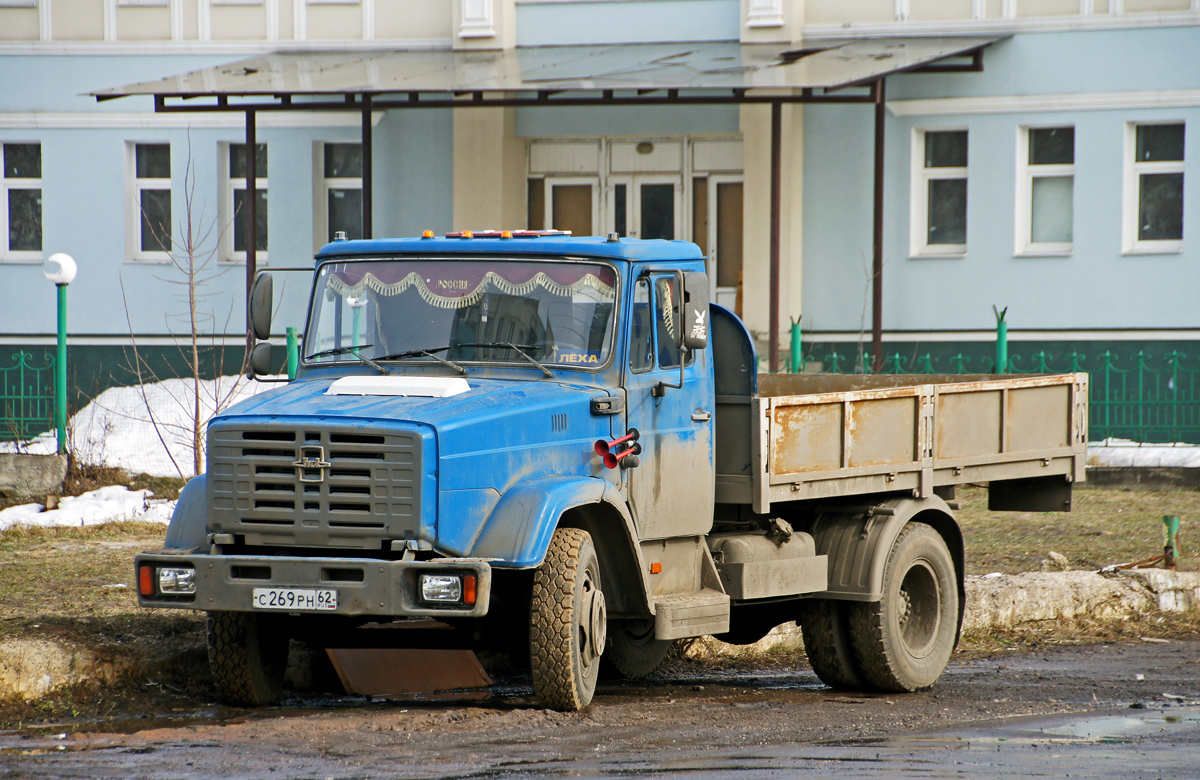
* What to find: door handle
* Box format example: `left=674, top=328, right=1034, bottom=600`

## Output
left=691, top=410, right=711, bottom=422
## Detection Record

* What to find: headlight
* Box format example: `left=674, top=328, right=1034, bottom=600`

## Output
left=420, top=574, right=462, bottom=603
left=158, top=567, right=196, bottom=595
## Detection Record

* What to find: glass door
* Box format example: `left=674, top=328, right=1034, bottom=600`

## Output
left=607, top=176, right=681, bottom=240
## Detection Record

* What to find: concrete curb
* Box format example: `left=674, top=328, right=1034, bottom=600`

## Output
left=687, top=569, right=1200, bottom=661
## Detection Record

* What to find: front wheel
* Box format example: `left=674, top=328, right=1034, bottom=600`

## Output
left=848, top=523, right=959, bottom=692
left=529, top=528, right=607, bottom=710
left=206, top=611, right=289, bottom=706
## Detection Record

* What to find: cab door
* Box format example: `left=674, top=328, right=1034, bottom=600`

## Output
left=622, top=270, right=714, bottom=540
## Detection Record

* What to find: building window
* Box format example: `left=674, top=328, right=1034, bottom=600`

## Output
left=322, top=143, right=362, bottom=243
left=1125, top=122, right=1185, bottom=253
left=912, top=129, right=967, bottom=256
left=129, top=142, right=171, bottom=260
left=223, top=143, right=268, bottom=262
left=1017, top=126, right=1074, bottom=255
left=2, top=143, right=41, bottom=261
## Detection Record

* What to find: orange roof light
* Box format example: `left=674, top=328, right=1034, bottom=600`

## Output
left=461, top=230, right=473, bottom=239
left=500, top=230, right=513, bottom=239
left=421, top=230, right=434, bottom=239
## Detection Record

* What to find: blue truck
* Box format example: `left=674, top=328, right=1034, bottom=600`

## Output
left=135, top=232, right=1087, bottom=711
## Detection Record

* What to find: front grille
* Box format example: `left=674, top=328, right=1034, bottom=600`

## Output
left=207, top=423, right=424, bottom=550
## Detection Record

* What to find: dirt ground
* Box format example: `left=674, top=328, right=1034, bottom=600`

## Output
left=2, top=640, right=1199, bottom=779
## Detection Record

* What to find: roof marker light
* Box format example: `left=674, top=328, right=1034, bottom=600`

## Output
left=500, top=230, right=513, bottom=239
left=461, top=230, right=473, bottom=239
left=421, top=230, right=434, bottom=239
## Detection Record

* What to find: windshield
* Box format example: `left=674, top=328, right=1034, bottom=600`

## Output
left=305, top=258, right=618, bottom=370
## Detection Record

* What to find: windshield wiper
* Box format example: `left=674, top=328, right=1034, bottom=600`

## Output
left=375, top=346, right=466, bottom=375
left=456, top=342, right=553, bottom=378
left=304, top=343, right=388, bottom=375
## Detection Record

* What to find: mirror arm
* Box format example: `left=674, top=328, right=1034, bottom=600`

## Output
left=652, top=347, right=687, bottom=398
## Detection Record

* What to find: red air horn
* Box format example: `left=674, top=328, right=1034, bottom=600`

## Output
left=595, top=428, right=640, bottom=469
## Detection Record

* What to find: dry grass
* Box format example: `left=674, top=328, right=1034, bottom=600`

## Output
left=0, top=462, right=187, bottom=511
left=957, top=484, right=1197, bottom=574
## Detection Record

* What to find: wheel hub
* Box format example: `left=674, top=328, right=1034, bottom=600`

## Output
left=581, top=587, right=607, bottom=664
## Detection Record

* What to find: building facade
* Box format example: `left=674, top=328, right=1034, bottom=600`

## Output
left=1, top=0, right=1197, bottom=437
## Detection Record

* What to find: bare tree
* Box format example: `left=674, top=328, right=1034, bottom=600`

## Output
left=116, top=134, right=248, bottom=478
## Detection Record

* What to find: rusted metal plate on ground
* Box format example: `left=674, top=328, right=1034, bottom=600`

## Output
left=327, top=648, right=492, bottom=696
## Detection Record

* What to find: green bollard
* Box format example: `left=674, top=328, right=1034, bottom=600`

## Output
left=789, top=318, right=802, bottom=374
left=993, top=305, right=1008, bottom=375
left=1163, top=516, right=1180, bottom=570
left=286, top=327, right=299, bottom=381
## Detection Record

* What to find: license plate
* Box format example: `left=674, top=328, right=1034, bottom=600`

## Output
left=252, top=587, right=338, bottom=611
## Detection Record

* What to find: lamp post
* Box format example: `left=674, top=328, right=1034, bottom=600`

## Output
left=42, top=253, right=76, bottom=455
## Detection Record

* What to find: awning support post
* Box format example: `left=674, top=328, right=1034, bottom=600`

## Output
left=245, top=108, right=257, bottom=364
left=769, top=99, right=782, bottom=374
left=871, top=78, right=885, bottom=372
left=362, top=95, right=373, bottom=239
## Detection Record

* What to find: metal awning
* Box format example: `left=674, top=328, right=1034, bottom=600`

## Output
left=92, top=36, right=1001, bottom=372
left=92, top=37, right=998, bottom=109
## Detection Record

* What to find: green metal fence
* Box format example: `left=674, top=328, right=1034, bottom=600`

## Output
left=806, top=348, right=1200, bottom=445
left=0, top=351, right=56, bottom=442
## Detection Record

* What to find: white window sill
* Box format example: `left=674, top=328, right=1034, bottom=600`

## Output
left=125, top=258, right=173, bottom=265
left=0, top=257, right=43, bottom=265
left=1123, top=244, right=1183, bottom=257
left=1014, top=249, right=1073, bottom=258
left=909, top=251, right=966, bottom=260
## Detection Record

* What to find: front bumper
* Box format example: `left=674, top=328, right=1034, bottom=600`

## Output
left=135, top=553, right=492, bottom=618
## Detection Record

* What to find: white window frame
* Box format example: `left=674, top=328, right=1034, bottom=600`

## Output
left=1015, top=125, right=1074, bottom=257
left=126, top=141, right=172, bottom=263
left=910, top=128, right=968, bottom=258
left=220, top=141, right=268, bottom=264
left=314, top=141, right=362, bottom=251
left=1, top=141, right=42, bottom=263
left=1124, top=121, right=1185, bottom=255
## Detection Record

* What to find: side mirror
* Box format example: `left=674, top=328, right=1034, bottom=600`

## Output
left=681, top=271, right=710, bottom=351
left=249, top=272, right=273, bottom=341
left=249, top=341, right=274, bottom=379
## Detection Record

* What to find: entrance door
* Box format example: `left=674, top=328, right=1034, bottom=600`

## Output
left=623, top=271, right=714, bottom=540
left=544, top=177, right=599, bottom=237
left=608, top=176, right=682, bottom=240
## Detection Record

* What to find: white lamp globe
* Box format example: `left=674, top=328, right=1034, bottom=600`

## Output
left=43, top=253, right=77, bottom=286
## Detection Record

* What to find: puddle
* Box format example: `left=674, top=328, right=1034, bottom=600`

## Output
left=1041, top=707, right=1200, bottom=742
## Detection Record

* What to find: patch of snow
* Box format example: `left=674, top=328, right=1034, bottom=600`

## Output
left=0, top=486, right=176, bottom=533
left=1088, top=438, right=1200, bottom=468
left=1, top=375, right=283, bottom=478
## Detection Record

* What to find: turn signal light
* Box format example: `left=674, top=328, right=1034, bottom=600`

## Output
left=138, top=565, right=155, bottom=596
left=463, top=575, right=477, bottom=605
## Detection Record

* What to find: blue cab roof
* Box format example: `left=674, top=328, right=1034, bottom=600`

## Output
left=314, top=235, right=705, bottom=263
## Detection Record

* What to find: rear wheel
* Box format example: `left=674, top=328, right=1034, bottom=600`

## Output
left=848, top=522, right=959, bottom=692
left=799, top=598, right=865, bottom=690
left=605, top=619, right=671, bottom=679
left=529, top=528, right=607, bottom=710
left=206, top=611, right=289, bottom=706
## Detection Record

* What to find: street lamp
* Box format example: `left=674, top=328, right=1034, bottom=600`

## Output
left=42, top=253, right=76, bottom=455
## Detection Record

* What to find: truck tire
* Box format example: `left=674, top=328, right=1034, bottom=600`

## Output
left=529, top=528, right=606, bottom=711
left=206, top=611, right=289, bottom=707
left=605, top=619, right=671, bottom=679
left=848, top=522, right=958, bottom=692
left=799, top=599, right=865, bottom=690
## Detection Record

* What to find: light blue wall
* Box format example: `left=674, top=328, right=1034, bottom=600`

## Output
left=0, top=55, right=453, bottom=341
left=802, top=27, right=1200, bottom=336
left=516, top=0, right=740, bottom=46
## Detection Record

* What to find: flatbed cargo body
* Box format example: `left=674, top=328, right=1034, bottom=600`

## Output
left=714, top=372, right=1087, bottom=511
